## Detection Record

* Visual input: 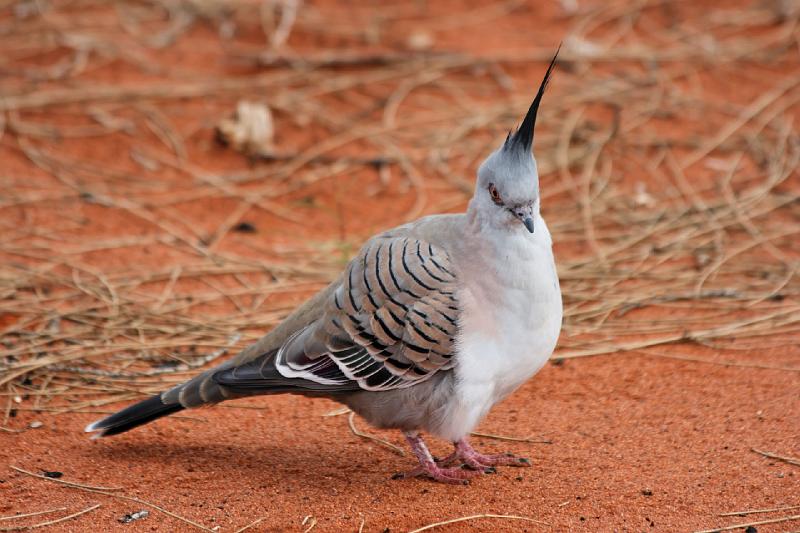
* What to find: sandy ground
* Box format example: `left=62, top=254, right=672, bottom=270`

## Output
left=1, top=0, right=799, bottom=532
left=3, top=350, right=800, bottom=532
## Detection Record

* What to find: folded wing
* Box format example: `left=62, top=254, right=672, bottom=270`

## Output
left=214, top=236, right=460, bottom=393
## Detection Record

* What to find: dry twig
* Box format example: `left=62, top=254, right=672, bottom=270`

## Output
left=407, top=513, right=549, bottom=532
left=347, top=412, right=406, bottom=456
left=0, top=505, right=100, bottom=532
left=751, top=448, right=800, bottom=467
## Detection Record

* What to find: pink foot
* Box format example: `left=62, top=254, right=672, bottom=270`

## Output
left=392, top=462, right=481, bottom=485
left=395, top=433, right=491, bottom=485
left=447, top=438, right=532, bottom=470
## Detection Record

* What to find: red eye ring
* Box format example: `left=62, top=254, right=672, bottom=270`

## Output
left=488, top=183, right=502, bottom=204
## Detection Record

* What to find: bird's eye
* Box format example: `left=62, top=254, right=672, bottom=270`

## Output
left=488, top=183, right=502, bottom=205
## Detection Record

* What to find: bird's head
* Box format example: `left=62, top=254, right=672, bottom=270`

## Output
left=472, top=49, right=559, bottom=234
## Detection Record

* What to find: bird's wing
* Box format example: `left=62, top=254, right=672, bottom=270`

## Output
left=214, top=235, right=460, bottom=392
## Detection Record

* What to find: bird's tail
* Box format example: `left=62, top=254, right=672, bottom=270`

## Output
left=84, top=346, right=354, bottom=438
left=84, top=394, right=184, bottom=438
left=84, top=354, right=243, bottom=438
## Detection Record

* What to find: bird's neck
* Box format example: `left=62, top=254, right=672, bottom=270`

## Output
left=462, top=207, right=551, bottom=272
left=457, top=209, right=556, bottom=316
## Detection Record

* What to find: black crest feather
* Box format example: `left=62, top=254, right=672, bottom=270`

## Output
left=506, top=45, right=560, bottom=153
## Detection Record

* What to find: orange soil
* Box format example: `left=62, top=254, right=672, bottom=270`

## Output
left=1, top=1, right=799, bottom=532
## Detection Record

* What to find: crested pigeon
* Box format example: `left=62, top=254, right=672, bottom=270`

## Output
left=86, top=51, right=563, bottom=484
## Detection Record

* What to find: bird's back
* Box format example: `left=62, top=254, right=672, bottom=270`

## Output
left=161, top=213, right=469, bottom=408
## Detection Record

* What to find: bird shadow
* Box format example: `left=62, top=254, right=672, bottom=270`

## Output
left=80, top=437, right=402, bottom=491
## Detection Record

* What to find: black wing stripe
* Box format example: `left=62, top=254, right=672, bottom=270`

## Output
left=387, top=241, right=403, bottom=292
left=404, top=342, right=430, bottom=354
left=386, top=358, right=414, bottom=370
left=415, top=241, right=448, bottom=283
left=334, top=290, right=344, bottom=310
left=373, top=313, right=402, bottom=342
left=312, top=362, right=349, bottom=381
left=401, top=241, right=435, bottom=291
left=351, top=360, right=386, bottom=379
left=438, top=312, right=457, bottom=326
left=411, top=308, right=454, bottom=334
left=333, top=346, right=363, bottom=359
left=412, top=366, right=428, bottom=376
left=428, top=246, right=455, bottom=277
left=337, top=353, right=368, bottom=368
left=386, top=306, right=405, bottom=326
left=365, top=368, right=396, bottom=388
left=375, top=243, right=412, bottom=305
left=361, top=250, right=381, bottom=310
left=388, top=241, right=422, bottom=299
left=407, top=318, right=439, bottom=344
left=346, top=267, right=359, bottom=312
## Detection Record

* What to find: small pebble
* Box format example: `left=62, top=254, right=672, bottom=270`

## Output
left=119, top=510, right=149, bottom=524
left=233, top=222, right=257, bottom=233
left=42, top=471, right=62, bottom=479
left=406, top=31, right=433, bottom=51
left=28, top=421, right=43, bottom=429
left=641, top=488, right=653, bottom=496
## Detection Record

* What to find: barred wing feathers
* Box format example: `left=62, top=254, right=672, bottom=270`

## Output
left=215, top=236, right=460, bottom=393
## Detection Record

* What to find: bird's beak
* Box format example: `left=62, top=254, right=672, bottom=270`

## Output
left=512, top=205, right=536, bottom=233
left=522, top=216, right=535, bottom=233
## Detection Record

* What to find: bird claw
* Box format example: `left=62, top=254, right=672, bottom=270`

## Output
left=466, top=452, right=532, bottom=468
left=453, top=440, right=533, bottom=469
left=392, top=464, right=476, bottom=485
left=398, top=433, right=532, bottom=485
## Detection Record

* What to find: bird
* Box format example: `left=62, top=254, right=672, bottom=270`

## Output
left=86, top=51, right=564, bottom=485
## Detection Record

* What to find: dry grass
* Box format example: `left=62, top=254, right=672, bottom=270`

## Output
left=1, top=0, right=798, bottom=427
left=0, top=503, right=100, bottom=532
left=9, top=466, right=213, bottom=532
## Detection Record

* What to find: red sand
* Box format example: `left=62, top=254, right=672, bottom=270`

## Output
left=2, top=349, right=799, bottom=531
left=1, top=1, right=799, bottom=531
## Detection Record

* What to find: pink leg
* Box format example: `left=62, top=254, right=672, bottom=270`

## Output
left=393, top=432, right=486, bottom=485
left=450, top=438, right=532, bottom=469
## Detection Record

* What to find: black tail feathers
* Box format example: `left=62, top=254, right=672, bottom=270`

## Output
left=85, top=394, right=183, bottom=438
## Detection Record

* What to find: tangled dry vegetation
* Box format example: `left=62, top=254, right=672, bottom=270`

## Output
left=1, top=0, right=799, bottom=425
